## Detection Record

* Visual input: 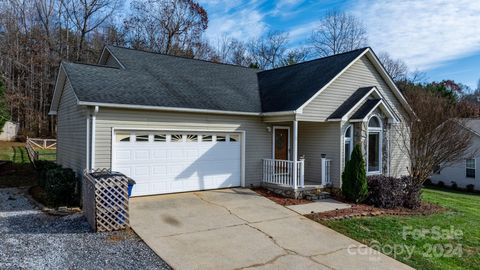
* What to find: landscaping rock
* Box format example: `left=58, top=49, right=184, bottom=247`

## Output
left=0, top=188, right=171, bottom=270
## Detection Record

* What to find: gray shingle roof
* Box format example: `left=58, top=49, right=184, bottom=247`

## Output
left=64, top=46, right=369, bottom=113
left=350, top=99, right=381, bottom=120
left=328, top=87, right=375, bottom=119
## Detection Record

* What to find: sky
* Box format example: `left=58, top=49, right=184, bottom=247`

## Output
left=198, top=0, right=480, bottom=90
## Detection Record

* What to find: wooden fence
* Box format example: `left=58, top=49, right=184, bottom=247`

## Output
left=83, top=169, right=130, bottom=232
left=26, top=137, right=56, bottom=165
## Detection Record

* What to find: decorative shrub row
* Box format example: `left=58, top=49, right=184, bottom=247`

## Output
left=35, top=161, right=80, bottom=206
left=425, top=179, right=477, bottom=193
left=366, top=175, right=422, bottom=209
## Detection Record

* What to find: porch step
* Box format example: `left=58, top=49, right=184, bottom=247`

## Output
left=305, top=192, right=331, bottom=201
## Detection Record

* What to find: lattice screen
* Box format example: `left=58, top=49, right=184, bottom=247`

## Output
left=83, top=169, right=130, bottom=232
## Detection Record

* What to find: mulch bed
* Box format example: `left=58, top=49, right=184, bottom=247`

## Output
left=252, top=187, right=311, bottom=206
left=306, top=202, right=446, bottom=221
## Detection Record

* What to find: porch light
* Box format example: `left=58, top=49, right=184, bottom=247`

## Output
left=266, top=126, right=272, bottom=132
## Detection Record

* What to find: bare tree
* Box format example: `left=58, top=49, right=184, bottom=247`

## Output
left=212, top=36, right=252, bottom=66
left=378, top=52, right=408, bottom=82
left=248, top=31, right=289, bottom=69
left=394, top=87, right=476, bottom=187
left=124, top=0, right=208, bottom=57
left=310, top=10, right=367, bottom=57
left=62, top=0, right=121, bottom=60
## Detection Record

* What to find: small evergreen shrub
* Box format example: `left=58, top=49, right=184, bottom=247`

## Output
left=366, top=175, right=422, bottom=209
left=437, top=181, right=445, bottom=187
left=466, top=184, right=475, bottom=192
left=366, top=175, right=405, bottom=208
left=35, top=160, right=60, bottom=188
left=342, top=144, right=368, bottom=203
left=45, top=167, right=77, bottom=206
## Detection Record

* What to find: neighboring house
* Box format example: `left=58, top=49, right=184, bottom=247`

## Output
left=431, top=119, right=480, bottom=191
left=0, top=121, right=19, bottom=141
left=49, top=46, right=414, bottom=197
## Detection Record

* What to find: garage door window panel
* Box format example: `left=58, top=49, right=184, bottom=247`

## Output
left=135, top=134, right=150, bottom=142
left=171, top=134, right=183, bottom=142
left=216, top=135, right=226, bottom=142
left=116, top=133, right=131, bottom=142
left=154, top=134, right=166, bottom=142
left=229, top=134, right=239, bottom=142
left=202, top=135, right=213, bottom=142
left=186, top=134, right=198, bottom=142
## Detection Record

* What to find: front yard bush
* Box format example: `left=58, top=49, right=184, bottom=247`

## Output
left=35, top=160, right=60, bottom=188
left=342, top=144, right=368, bottom=203
left=366, top=175, right=422, bottom=209
left=466, top=184, right=475, bottom=192
left=44, top=166, right=78, bottom=206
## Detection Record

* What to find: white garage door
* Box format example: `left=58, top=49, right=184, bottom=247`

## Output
left=112, top=131, right=242, bottom=196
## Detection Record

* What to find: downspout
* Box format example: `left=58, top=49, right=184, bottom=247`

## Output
left=91, top=106, right=99, bottom=169
left=86, top=116, right=90, bottom=170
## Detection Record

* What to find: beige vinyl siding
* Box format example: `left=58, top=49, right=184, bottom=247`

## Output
left=299, top=55, right=407, bottom=121
left=56, top=80, right=87, bottom=175
left=94, top=108, right=271, bottom=186
left=298, top=122, right=341, bottom=187
left=299, top=54, right=410, bottom=177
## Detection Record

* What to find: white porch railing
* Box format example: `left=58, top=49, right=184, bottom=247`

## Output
left=262, top=159, right=304, bottom=189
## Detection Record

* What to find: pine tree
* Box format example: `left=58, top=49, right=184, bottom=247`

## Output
left=342, top=144, right=368, bottom=203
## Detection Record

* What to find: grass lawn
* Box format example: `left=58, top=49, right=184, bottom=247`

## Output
left=0, top=141, right=37, bottom=187
left=320, top=188, right=480, bottom=270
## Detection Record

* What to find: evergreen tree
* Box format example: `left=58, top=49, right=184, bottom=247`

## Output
left=342, top=144, right=368, bottom=203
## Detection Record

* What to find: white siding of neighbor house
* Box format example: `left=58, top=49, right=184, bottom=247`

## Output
left=93, top=108, right=272, bottom=186
left=298, top=54, right=410, bottom=178
left=431, top=135, right=480, bottom=191
left=298, top=121, right=341, bottom=187
left=56, top=80, right=87, bottom=175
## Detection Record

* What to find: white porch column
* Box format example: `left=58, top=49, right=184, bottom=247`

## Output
left=292, top=120, right=298, bottom=189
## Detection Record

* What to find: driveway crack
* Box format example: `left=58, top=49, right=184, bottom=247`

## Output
left=193, top=192, right=250, bottom=223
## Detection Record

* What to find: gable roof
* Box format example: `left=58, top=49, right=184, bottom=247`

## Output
left=328, top=86, right=375, bottom=120
left=50, top=46, right=413, bottom=117
left=350, top=99, right=382, bottom=120
left=258, top=48, right=367, bottom=112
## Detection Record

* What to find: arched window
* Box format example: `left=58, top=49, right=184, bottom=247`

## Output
left=367, top=116, right=382, bottom=174
left=344, top=125, right=353, bottom=164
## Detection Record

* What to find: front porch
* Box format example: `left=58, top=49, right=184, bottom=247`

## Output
left=260, top=120, right=337, bottom=198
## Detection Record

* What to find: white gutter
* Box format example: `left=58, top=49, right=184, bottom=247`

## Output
left=86, top=116, right=90, bottom=170
left=77, top=101, right=296, bottom=117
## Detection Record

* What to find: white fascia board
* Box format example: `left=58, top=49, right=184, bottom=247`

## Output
left=350, top=100, right=399, bottom=123
left=297, top=49, right=369, bottom=111
left=339, top=86, right=378, bottom=121
left=48, top=63, right=67, bottom=115
left=365, top=50, right=416, bottom=118
left=77, top=101, right=298, bottom=117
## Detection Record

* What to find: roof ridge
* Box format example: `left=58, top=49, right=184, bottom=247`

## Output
left=64, top=61, right=120, bottom=70
left=258, top=47, right=370, bottom=74
left=107, top=45, right=260, bottom=71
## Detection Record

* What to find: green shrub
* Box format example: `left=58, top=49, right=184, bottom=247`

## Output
left=451, top=181, right=458, bottom=190
left=342, top=144, right=368, bottom=203
left=466, top=184, right=475, bottom=192
left=44, top=167, right=77, bottom=206
left=35, top=160, right=60, bottom=188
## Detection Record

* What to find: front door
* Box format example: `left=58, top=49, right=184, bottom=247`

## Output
left=274, top=128, right=289, bottom=160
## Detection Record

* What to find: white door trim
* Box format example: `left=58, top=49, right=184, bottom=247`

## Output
left=272, top=126, right=291, bottom=160
left=111, top=127, right=246, bottom=188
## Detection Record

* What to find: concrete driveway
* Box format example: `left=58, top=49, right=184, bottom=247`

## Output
left=130, top=188, right=412, bottom=270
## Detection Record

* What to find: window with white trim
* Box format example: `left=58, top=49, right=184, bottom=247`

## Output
left=466, top=159, right=475, bottom=178
left=344, top=125, right=353, bottom=164
left=367, top=116, right=382, bottom=174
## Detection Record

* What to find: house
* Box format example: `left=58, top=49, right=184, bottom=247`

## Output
left=431, top=119, right=480, bottom=191
left=49, top=46, right=414, bottom=197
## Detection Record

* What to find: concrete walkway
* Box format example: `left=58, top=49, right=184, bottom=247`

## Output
left=130, top=188, right=412, bottom=270
left=286, top=198, right=351, bottom=215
